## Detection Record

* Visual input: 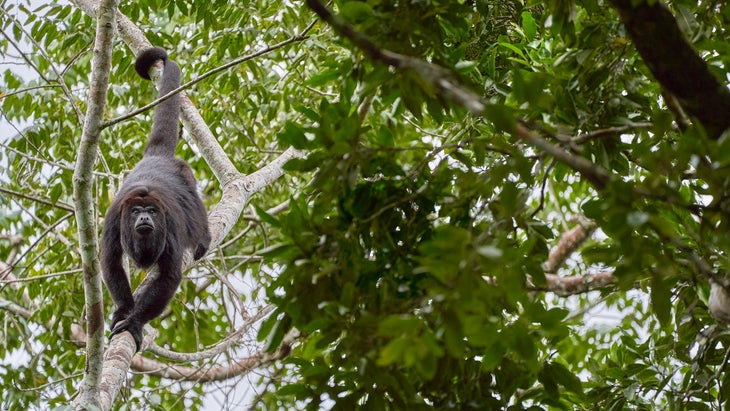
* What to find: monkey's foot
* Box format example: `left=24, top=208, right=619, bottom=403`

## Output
left=110, top=307, right=133, bottom=331
left=109, top=318, right=143, bottom=352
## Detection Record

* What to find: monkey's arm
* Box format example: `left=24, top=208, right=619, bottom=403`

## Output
left=100, top=207, right=135, bottom=328
left=110, top=250, right=183, bottom=351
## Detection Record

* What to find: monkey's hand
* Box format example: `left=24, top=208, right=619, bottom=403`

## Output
left=109, top=316, right=143, bottom=352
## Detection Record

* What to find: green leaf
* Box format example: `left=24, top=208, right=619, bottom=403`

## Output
left=415, top=226, right=470, bottom=283
left=294, top=104, right=320, bottom=122
left=720, top=372, right=730, bottom=405
left=257, top=310, right=280, bottom=342
left=254, top=205, right=281, bottom=227
left=483, top=104, right=516, bottom=133
left=499, top=42, right=526, bottom=59
left=277, top=383, right=308, bottom=396
left=50, top=183, right=64, bottom=204
left=545, top=361, right=583, bottom=394
left=283, top=156, right=319, bottom=172
left=378, top=315, right=422, bottom=337
left=521, top=11, right=537, bottom=41
left=377, top=336, right=412, bottom=366
left=277, top=121, right=309, bottom=149
left=512, top=70, right=549, bottom=106
left=581, top=199, right=607, bottom=220
left=262, top=314, right=292, bottom=352
left=339, top=1, right=374, bottom=23
left=651, top=273, right=671, bottom=326
left=482, top=340, right=506, bottom=371
left=305, top=69, right=342, bottom=87
left=400, top=76, right=425, bottom=120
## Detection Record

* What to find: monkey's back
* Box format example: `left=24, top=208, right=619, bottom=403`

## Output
left=116, top=155, right=208, bottom=250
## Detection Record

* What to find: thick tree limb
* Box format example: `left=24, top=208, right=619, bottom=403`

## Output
left=2, top=291, right=291, bottom=389
left=71, top=0, right=117, bottom=408
left=610, top=0, right=730, bottom=138
left=0, top=298, right=33, bottom=318
left=530, top=220, right=616, bottom=296
left=543, top=219, right=597, bottom=273
left=69, top=321, right=297, bottom=383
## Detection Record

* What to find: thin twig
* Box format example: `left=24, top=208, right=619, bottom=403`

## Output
left=102, top=19, right=318, bottom=129
left=570, top=122, right=654, bottom=145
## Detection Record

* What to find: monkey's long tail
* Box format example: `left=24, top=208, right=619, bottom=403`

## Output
left=135, top=47, right=182, bottom=158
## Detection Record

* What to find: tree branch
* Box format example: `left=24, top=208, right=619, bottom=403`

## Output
left=514, top=123, right=612, bottom=189
left=146, top=304, right=274, bottom=362
left=305, top=0, right=614, bottom=189
left=536, top=271, right=617, bottom=296
left=0, top=186, right=74, bottom=212
left=529, top=220, right=616, bottom=296
left=543, top=218, right=597, bottom=273
left=610, top=0, right=730, bottom=138
left=570, top=123, right=654, bottom=145
left=71, top=0, right=238, bottom=184
left=71, top=0, right=118, bottom=408
left=130, top=328, right=299, bottom=382
left=305, top=0, right=485, bottom=114
left=102, top=19, right=316, bottom=130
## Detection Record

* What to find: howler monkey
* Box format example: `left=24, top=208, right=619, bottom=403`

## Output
left=101, top=47, right=211, bottom=351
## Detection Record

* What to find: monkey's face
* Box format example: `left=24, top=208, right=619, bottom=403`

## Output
left=120, top=197, right=168, bottom=268
left=130, top=205, right=158, bottom=234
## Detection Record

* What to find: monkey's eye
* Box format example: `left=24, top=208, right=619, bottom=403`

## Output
left=131, top=206, right=143, bottom=215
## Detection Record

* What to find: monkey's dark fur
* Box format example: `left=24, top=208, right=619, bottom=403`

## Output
left=101, top=47, right=211, bottom=351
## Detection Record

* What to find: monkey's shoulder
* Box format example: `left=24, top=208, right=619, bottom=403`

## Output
left=120, top=157, right=197, bottom=192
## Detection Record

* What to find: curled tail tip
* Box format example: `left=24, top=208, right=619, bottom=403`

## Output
left=135, top=47, right=169, bottom=80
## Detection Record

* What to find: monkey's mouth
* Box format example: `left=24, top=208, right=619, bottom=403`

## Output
left=135, top=224, right=154, bottom=234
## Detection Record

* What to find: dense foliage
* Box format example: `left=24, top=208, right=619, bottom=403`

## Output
left=2, top=0, right=730, bottom=409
